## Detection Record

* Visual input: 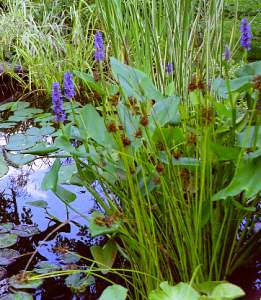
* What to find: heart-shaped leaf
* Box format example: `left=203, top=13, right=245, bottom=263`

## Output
left=0, top=233, right=18, bottom=248
left=99, top=284, right=128, bottom=300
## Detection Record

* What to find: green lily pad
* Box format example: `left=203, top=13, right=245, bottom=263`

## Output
left=65, top=273, right=95, bottom=292
left=0, top=233, right=18, bottom=248
left=0, top=223, right=13, bottom=233
left=34, top=261, right=61, bottom=274
left=0, top=154, right=8, bottom=178
left=60, top=252, right=80, bottom=264
left=0, top=249, right=20, bottom=266
left=11, top=225, right=40, bottom=237
left=6, top=134, right=41, bottom=151
left=0, top=292, right=33, bottom=300
left=9, top=275, right=43, bottom=289
left=211, top=283, right=245, bottom=299
left=90, top=239, right=117, bottom=274
left=4, top=152, right=36, bottom=167
left=99, top=285, right=128, bottom=300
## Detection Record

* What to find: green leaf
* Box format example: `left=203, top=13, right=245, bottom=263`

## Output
left=236, top=61, right=261, bottom=77
left=150, top=96, right=180, bottom=127
left=90, top=239, right=117, bottom=274
left=211, top=283, right=245, bottom=299
left=9, top=275, right=43, bottom=289
left=4, top=152, right=36, bottom=167
left=0, top=233, right=18, bottom=248
left=111, top=57, right=163, bottom=102
left=65, top=273, right=95, bottom=292
left=60, top=252, right=80, bottom=264
left=34, top=261, right=61, bottom=274
left=0, top=154, right=8, bottom=178
left=11, top=225, right=40, bottom=237
left=0, top=249, right=20, bottom=266
left=210, top=143, right=240, bottom=161
left=58, top=163, right=77, bottom=184
left=78, top=104, right=108, bottom=144
left=99, top=285, right=128, bottom=300
left=41, top=159, right=61, bottom=191
left=213, top=156, right=261, bottom=200
left=89, top=212, right=122, bottom=237
left=22, top=143, right=59, bottom=155
left=6, top=134, right=41, bottom=151
left=26, top=126, right=55, bottom=136
left=236, top=126, right=261, bottom=148
left=149, top=282, right=200, bottom=300
left=55, top=185, right=76, bottom=203
left=26, top=200, right=48, bottom=209
left=0, top=292, right=33, bottom=300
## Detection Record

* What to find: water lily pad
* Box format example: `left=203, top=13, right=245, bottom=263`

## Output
left=0, top=292, right=33, bottom=300
left=60, top=252, right=80, bottom=264
left=11, top=225, right=40, bottom=237
left=6, top=134, right=41, bottom=151
left=0, top=249, right=20, bottom=266
left=34, top=261, right=61, bottom=274
left=0, top=223, right=13, bottom=233
left=4, top=153, right=36, bottom=167
left=89, top=212, right=122, bottom=237
left=0, top=234, right=18, bottom=248
left=65, top=273, right=95, bottom=292
left=9, top=275, right=43, bottom=289
left=0, top=155, right=8, bottom=178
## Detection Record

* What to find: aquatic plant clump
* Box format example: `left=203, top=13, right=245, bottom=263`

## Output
left=240, top=18, right=252, bottom=50
left=51, top=82, right=65, bottom=123
left=94, top=31, right=105, bottom=62
left=63, top=72, right=75, bottom=99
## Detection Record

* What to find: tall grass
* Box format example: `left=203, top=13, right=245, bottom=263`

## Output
left=0, top=0, right=97, bottom=95
left=96, top=0, right=225, bottom=94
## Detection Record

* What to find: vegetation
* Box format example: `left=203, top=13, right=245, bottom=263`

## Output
left=0, top=0, right=260, bottom=299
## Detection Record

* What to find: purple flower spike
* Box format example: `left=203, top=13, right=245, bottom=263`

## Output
left=51, top=82, right=65, bottom=123
left=166, top=63, right=173, bottom=75
left=64, top=72, right=75, bottom=99
left=224, top=44, right=231, bottom=61
left=94, top=31, right=105, bottom=62
left=240, top=18, right=252, bottom=51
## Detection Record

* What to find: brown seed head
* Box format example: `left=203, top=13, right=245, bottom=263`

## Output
left=140, top=116, right=149, bottom=126
left=121, top=135, right=131, bottom=147
left=253, top=75, right=261, bottom=91
left=156, top=163, right=164, bottom=173
left=135, top=127, right=142, bottom=138
left=172, top=150, right=182, bottom=160
left=107, top=122, right=117, bottom=133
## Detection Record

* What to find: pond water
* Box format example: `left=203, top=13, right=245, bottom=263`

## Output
left=0, top=93, right=260, bottom=299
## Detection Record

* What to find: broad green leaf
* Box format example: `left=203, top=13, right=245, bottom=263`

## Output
left=236, top=61, right=261, bottom=77
left=211, top=283, right=245, bottom=299
left=22, top=143, right=59, bottom=155
left=9, top=275, right=43, bottom=289
left=0, top=154, right=8, bottom=178
left=6, top=134, right=41, bottom=151
left=26, top=126, right=55, bottom=136
left=150, top=96, right=180, bottom=127
left=236, top=126, right=261, bottom=148
left=111, top=57, right=163, bottom=102
left=149, top=282, right=200, bottom=300
left=0, top=249, right=20, bottom=266
left=210, top=143, right=240, bottom=161
left=65, top=273, right=95, bottom=292
left=60, top=252, right=80, bottom=264
left=11, top=225, right=40, bottom=237
left=4, top=152, right=36, bottom=167
left=195, top=281, right=227, bottom=295
left=99, top=285, right=128, bottom=300
left=89, top=212, right=122, bottom=237
left=41, top=159, right=61, bottom=191
left=0, top=233, right=17, bottom=248
left=0, top=292, right=33, bottom=300
left=34, top=261, right=61, bottom=274
left=213, top=156, right=261, bottom=200
left=78, top=104, right=108, bottom=144
left=90, top=239, right=117, bottom=274
left=26, top=201, right=48, bottom=209
left=58, top=163, right=77, bottom=184
left=54, top=185, right=76, bottom=203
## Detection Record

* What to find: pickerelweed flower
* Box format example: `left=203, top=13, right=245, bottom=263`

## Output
left=166, top=63, right=173, bottom=75
left=240, top=18, right=252, bottom=50
left=224, top=44, right=231, bottom=61
left=64, top=72, right=75, bottom=99
left=94, top=31, right=105, bottom=62
left=52, top=82, right=65, bottom=123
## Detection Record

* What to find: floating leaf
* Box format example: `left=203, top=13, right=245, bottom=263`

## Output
left=90, top=239, right=117, bottom=274
left=65, top=273, right=95, bottom=292
left=89, top=212, right=122, bottom=237
left=9, top=275, right=43, bottom=289
left=26, top=201, right=48, bottom=209
left=4, top=153, right=36, bottom=167
left=6, top=134, right=41, bottom=151
left=0, top=223, right=13, bottom=233
left=34, top=261, right=61, bottom=274
left=0, top=233, right=18, bottom=248
left=60, top=252, right=80, bottom=264
left=0, top=249, right=20, bottom=266
left=99, top=284, right=128, bottom=300
left=11, top=225, right=40, bottom=237
left=149, top=282, right=200, bottom=300
left=0, top=292, right=33, bottom=300
left=22, top=143, right=59, bottom=155
left=0, top=154, right=8, bottom=178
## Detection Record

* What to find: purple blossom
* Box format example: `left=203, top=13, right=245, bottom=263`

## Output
left=64, top=72, right=75, bottom=99
left=94, top=32, right=105, bottom=61
left=51, top=82, right=65, bottom=123
left=166, top=63, right=173, bottom=74
left=224, top=44, right=231, bottom=61
left=240, top=18, right=252, bottom=50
